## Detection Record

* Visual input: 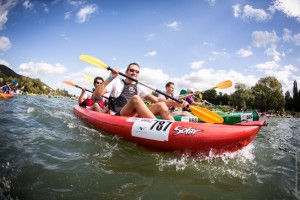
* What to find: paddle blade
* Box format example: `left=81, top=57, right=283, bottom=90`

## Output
left=63, top=81, right=76, bottom=86
left=189, top=106, right=224, bottom=124
left=80, top=55, right=108, bottom=69
left=214, top=80, right=232, bottom=89
left=11, top=81, right=18, bottom=86
left=84, top=75, right=94, bottom=83
left=198, top=93, right=202, bottom=99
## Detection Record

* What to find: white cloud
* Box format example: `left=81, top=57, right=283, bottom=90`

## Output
left=144, top=51, right=157, bottom=57
left=232, top=4, right=241, bottom=18
left=0, top=59, right=11, bottom=67
left=252, top=30, right=278, bottom=47
left=284, top=64, right=297, bottom=72
left=172, top=69, right=258, bottom=95
left=190, top=60, right=205, bottom=69
left=0, top=36, right=12, bottom=51
left=243, top=5, right=272, bottom=21
left=233, top=4, right=271, bottom=21
left=282, top=28, right=300, bottom=46
left=236, top=48, right=253, bottom=57
left=167, top=21, right=181, bottom=31
left=130, top=67, right=258, bottom=96
left=264, top=46, right=281, bottom=61
left=256, top=60, right=280, bottom=70
left=64, top=12, right=71, bottom=20
left=76, top=4, right=98, bottom=23
left=0, top=0, right=18, bottom=31
left=18, top=62, right=68, bottom=76
left=271, top=0, right=300, bottom=22
left=264, top=64, right=298, bottom=92
left=134, top=68, right=171, bottom=94
left=23, top=0, right=33, bottom=9
left=0, top=10, right=8, bottom=31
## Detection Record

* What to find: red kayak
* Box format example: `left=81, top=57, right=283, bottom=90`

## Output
left=74, top=105, right=267, bottom=153
left=0, top=93, right=14, bottom=99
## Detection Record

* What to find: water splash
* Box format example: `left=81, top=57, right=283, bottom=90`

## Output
left=27, top=107, right=35, bottom=113
left=155, top=144, right=257, bottom=182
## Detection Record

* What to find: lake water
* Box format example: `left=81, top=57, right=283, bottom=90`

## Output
left=0, top=95, right=299, bottom=200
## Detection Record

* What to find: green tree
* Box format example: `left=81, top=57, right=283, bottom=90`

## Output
left=216, top=92, right=230, bottom=105
left=292, top=80, right=299, bottom=111
left=19, top=77, right=33, bottom=92
left=230, top=82, right=254, bottom=110
left=251, top=76, right=285, bottom=112
left=202, top=89, right=217, bottom=104
left=285, top=91, right=293, bottom=111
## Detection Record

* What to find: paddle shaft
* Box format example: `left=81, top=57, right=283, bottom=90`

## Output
left=75, top=85, right=93, bottom=93
left=75, top=84, right=109, bottom=99
left=107, top=66, right=182, bottom=104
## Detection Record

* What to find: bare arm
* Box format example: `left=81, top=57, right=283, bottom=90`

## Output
left=78, top=88, right=86, bottom=104
left=94, top=68, right=119, bottom=98
left=145, top=94, right=188, bottom=108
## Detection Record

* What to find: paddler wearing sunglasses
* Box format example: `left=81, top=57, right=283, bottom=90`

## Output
left=93, top=63, right=188, bottom=120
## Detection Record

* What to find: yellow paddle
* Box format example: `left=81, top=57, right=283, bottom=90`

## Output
left=198, top=80, right=233, bottom=93
left=80, top=55, right=224, bottom=124
left=84, top=75, right=94, bottom=83
left=63, top=81, right=94, bottom=93
left=178, top=80, right=232, bottom=99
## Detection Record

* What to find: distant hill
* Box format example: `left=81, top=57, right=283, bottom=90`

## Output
left=0, top=64, right=23, bottom=78
left=0, top=64, right=53, bottom=90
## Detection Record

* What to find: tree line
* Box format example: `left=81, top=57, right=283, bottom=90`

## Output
left=202, top=76, right=299, bottom=113
left=1, top=76, right=73, bottom=97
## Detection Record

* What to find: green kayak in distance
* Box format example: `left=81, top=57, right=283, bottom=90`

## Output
left=157, top=110, right=259, bottom=124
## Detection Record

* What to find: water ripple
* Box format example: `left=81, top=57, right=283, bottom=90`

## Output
left=0, top=96, right=299, bottom=199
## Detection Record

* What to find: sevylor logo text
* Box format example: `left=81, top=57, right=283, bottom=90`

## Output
left=172, top=126, right=203, bottom=136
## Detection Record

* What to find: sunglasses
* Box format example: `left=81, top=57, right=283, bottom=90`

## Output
left=128, top=68, right=140, bottom=74
left=95, top=81, right=103, bottom=84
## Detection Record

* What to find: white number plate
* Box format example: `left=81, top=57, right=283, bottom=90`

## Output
left=131, top=118, right=174, bottom=141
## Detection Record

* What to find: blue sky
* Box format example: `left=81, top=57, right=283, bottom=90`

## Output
left=1, top=0, right=300, bottom=96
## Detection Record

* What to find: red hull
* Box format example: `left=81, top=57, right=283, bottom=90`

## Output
left=74, top=106, right=267, bottom=153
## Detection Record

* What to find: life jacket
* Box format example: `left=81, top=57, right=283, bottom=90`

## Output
left=108, top=80, right=137, bottom=113
left=3, top=85, right=10, bottom=94
left=80, top=96, right=104, bottom=108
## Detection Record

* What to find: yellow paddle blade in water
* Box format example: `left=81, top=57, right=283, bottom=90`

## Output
left=80, top=55, right=108, bottom=69
left=189, top=106, right=224, bottom=124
